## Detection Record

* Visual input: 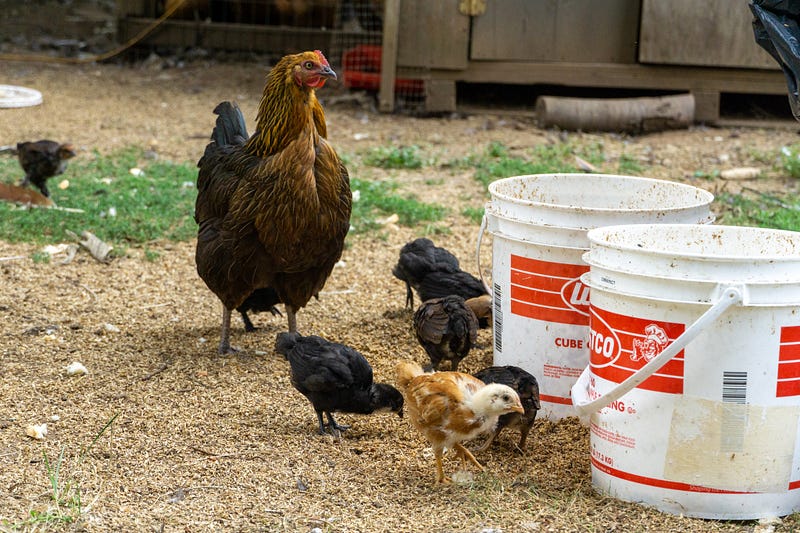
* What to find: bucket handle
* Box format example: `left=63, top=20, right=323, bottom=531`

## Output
left=570, top=285, right=744, bottom=416
left=476, top=212, right=492, bottom=295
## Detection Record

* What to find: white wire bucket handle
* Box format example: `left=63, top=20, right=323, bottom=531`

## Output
left=476, top=211, right=492, bottom=295
left=571, top=285, right=745, bottom=416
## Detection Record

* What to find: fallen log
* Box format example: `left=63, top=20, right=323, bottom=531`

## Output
left=535, top=93, right=695, bottom=133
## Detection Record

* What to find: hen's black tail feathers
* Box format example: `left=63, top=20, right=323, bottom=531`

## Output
left=211, top=101, right=248, bottom=147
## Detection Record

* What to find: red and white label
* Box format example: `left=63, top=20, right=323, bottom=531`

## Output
left=778, top=325, right=800, bottom=398
left=509, top=255, right=590, bottom=326
left=589, top=305, right=686, bottom=394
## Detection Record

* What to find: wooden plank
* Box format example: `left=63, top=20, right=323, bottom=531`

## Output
left=400, top=62, right=788, bottom=95
left=693, top=91, right=721, bottom=123
left=639, top=0, right=778, bottom=69
left=425, top=80, right=456, bottom=112
left=379, top=0, right=400, bottom=112
left=471, top=0, right=640, bottom=63
left=397, top=0, right=468, bottom=69
left=470, top=0, right=556, bottom=61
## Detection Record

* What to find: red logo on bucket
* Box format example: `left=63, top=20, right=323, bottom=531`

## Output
left=777, top=325, right=800, bottom=397
left=589, top=305, right=685, bottom=394
left=509, top=255, right=590, bottom=326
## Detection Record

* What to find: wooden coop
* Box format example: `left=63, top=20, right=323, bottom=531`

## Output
left=117, top=0, right=788, bottom=121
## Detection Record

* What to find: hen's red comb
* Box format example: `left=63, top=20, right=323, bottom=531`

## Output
left=314, top=50, right=330, bottom=67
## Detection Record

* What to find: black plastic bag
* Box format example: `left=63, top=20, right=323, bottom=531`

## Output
left=751, top=0, right=800, bottom=119
left=750, top=0, right=800, bottom=120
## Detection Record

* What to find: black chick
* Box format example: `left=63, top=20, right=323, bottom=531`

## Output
left=392, top=238, right=490, bottom=324
left=275, top=332, right=404, bottom=437
left=392, top=237, right=460, bottom=309
left=16, top=140, right=76, bottom=197
left=413, top=294, right=478, bottom=372
left=473, top=365, right=540, bottom=454
left=236, top=287, right=283, bottom=332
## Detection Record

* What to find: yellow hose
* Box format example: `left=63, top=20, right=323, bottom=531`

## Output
left=0, top=0, right=188, bottom=64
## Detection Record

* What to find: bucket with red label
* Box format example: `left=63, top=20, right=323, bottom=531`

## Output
left=480, top=174, right=714, bottom=420
left=572, top=223, right=800, bottom=519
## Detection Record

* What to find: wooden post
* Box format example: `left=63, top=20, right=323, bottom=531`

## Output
left=379, top=0, right=401, bottom=113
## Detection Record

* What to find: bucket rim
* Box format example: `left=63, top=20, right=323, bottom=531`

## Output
left=484, top=206, right=590, bottom=233
left=587, top=223, right=800, bottom=262
left=488, top=173, right=714, bottom=214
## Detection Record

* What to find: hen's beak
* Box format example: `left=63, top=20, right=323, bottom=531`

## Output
left=320, top=65, right=337, bottom=81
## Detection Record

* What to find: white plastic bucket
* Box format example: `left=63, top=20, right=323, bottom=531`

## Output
left=480, top=174, right=714, bottom=420
left=572, top=223, right=800, bottom=519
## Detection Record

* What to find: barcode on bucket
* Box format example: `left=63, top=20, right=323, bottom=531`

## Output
left=494, top=282, right=503, bottom=352
left=721, top=371, right=748, bottom=452
left=722, top=371, right=747, bottom=404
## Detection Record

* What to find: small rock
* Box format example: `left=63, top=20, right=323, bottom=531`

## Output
left=66, top=361, right=89, bottom=375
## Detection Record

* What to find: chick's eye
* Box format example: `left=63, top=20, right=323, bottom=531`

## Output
left=304, top=61, right=314, bottom=69
left=502, top=394, right=509, bottom=402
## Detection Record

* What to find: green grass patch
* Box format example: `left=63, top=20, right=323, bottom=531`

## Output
left=462, top=206, right=485, bottom=224
left=458, top=141, right=580, bottom=190
left=0, top=148, right=197, bottom=246
left=781, top=144, right=800, bottom=178
left=363, top=144, right=425, bottom=169
left=717, top=191, right=800, bottom=231
left=350, top=177, right=447, bottom=233
left=0, top=147, right=447, bottom=246
left=617, top=154, right=643, bottom=175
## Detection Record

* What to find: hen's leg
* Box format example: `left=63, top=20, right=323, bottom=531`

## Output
left=217, top=306, right=238, bottom=355
left=454, top=443, right=484, bottom=471
left=434, top=448, right=451, bottom=484
left=286, top=305, right=297, bottom=333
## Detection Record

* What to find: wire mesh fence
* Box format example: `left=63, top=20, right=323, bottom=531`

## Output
left=0, top=0, right=427, bottom=112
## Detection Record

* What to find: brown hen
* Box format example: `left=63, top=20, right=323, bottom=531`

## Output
left=195, top=50, right=351, bottom=353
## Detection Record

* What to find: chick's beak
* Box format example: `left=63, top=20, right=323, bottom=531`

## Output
left=397, top=408, right=404, bottom=419
left=511, top=403, right=524, bottom=414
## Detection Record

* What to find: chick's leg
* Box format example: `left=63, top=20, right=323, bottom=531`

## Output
left=326, top=412, right=350, bottom=432
left=455, top=443, right=484, bottom=471
left=240, top=311, right=257, bottom=332
left=475, top=429, right=499, bottom=453
left=434, top=448, right=451, bottom=484
left=315, top=410, right=327, bottom=435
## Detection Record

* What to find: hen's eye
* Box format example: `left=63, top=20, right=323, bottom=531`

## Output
left=304, top=61, right=314, bottom=69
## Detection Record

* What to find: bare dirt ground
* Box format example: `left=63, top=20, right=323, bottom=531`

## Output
left=1, top=59, right=800, bottom=532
